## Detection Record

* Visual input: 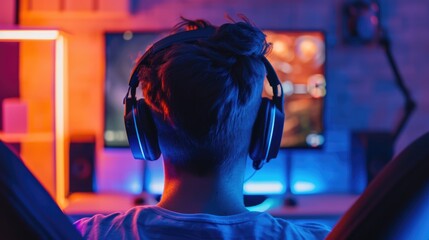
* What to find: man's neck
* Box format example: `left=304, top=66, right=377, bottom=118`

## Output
left=157, top=162, right=248, bottom=216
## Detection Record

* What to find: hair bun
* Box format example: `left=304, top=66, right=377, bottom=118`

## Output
left=211, top=22, right=269, bottom=57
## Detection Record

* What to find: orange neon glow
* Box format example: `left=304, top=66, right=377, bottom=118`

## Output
left=0, top=30, right=60, bottom=40
left=0, top=29, right=68, bottom=208
left=55, top=34, right=68, bottom=208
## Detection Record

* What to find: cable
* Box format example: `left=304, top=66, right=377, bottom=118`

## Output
left=379, top=33, right=416, bottom=142
left=244, top=170, right=258, bottom=183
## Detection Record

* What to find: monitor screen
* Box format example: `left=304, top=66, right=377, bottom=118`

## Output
left=264, top=31, right=325, bottom=148
left=104, top=30, right=326, bottom=149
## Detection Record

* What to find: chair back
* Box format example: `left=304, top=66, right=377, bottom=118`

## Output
left=0, top=141, right=82, bottom=239
left=327, top=132, right=429, bottom=240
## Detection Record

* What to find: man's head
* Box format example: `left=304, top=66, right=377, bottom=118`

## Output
left=137, top=18, right=270, bottom=176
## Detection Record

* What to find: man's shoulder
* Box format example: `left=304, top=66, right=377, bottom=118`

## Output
left=255, top=212, right=331, bottom=239
left=73, top=207, right=331, bottom=239
left=73, top=206, right=154, bottom=238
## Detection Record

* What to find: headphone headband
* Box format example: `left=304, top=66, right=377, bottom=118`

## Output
left=261, top=57, right=284, bottom=111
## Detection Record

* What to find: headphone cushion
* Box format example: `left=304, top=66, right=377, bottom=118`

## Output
left=249, top=98, right=284, bottom=167
left=124, top=99, right=160, bottom=160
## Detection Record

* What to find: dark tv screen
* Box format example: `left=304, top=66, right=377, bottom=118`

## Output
left=104, top=30, right=325, bottom=149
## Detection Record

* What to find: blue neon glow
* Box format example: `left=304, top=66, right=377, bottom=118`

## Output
left=128, top=180, right=143, bottom=194
left=292, top=174, right=326, bottom=194
left=148, top=182, right=164, bottom=194
left=148, top=181, right=285, bottom=195
left=293, top=181, right=316, bottom=193
left=243, top=182, right=284, bottom=194
left=144, top=154, right=287, bottom=195
left=246, top=198, right=277, bottom=212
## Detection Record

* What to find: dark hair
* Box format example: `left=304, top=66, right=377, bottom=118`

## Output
left=139, top=17, right=269, bottom=176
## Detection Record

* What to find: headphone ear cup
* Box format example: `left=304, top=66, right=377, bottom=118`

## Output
left=124, top=99, right=160, bottom=160
left=249, top=98, right=284, bottom=169
left=136, top=100, right=161, bottom=160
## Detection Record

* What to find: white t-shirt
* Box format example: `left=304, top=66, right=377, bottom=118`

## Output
left=74, top=205, right=330, bottom=240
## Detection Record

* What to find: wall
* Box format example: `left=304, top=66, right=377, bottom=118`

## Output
left=0, top=0, right=19, bottom=130
left=0, top=43, right=19, bottom=131
left=0, top=0, right=16, bottom=24
left=15, top=0, right=429, bottom=193
left=382, top=0, right=429, bottom=151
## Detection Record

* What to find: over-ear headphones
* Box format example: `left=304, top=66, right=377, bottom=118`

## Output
left=123, top=27, right=285, bottom=170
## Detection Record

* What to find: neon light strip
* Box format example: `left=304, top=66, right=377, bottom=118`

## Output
left=55, top=35, right=67, bottom=208
left=243, top=181, right=284, bottom=194
left=293, top=181, right=317, bottom=193
left=0, top=30, right=59, bottom=40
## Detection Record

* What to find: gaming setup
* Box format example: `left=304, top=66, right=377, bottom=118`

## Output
left=3, top=21, right=429, bottom=240
left=102, top=29, right=328, bottom=206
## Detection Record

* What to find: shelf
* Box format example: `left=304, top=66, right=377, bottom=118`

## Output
left=1, top=28, right=68, bottom=208
left=0, top=132, right=53, bottom=143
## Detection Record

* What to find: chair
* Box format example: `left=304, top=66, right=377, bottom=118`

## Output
left=0, top=140, right=82, bottom=239
left=327, top=132, right=429, bottom=240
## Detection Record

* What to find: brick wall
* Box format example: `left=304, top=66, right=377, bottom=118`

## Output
left=382, top=0, right=429, bottom=152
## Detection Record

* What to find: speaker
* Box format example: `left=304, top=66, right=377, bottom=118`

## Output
left=69, top=136, right=95, bottom=194
left=351, top=131, right=394, bottom=189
